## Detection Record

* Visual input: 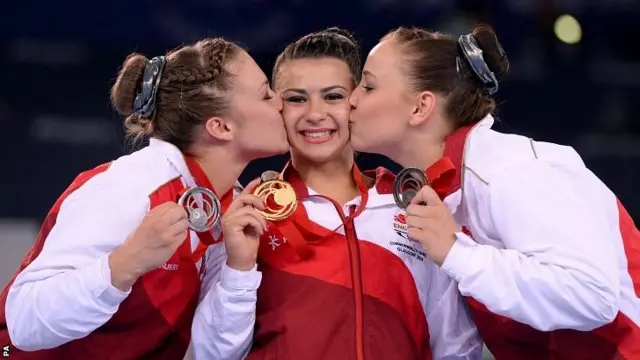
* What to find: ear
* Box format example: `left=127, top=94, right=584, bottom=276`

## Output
left=408, top=90, right=437, bottom=127
left=204, top=116, right=234, bottom=141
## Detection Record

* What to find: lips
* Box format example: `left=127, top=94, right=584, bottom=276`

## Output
left=302, top=130, right=334, bottom=138
left=299, top=128, right=336, bottom=144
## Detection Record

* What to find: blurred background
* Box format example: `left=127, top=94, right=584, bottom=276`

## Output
left=1, top=1, right=639, bottom=358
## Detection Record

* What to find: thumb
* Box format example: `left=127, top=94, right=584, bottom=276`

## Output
left=410, top=185, right=442, bottom=206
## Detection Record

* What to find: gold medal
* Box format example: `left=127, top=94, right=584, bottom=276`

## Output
left=252, top=179, right=297, bottom=221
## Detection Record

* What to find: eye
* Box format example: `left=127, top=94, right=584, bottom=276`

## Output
left=283, top=96, right=306, bottom=103
left=361, top=85, right=374, bottom=92
left=325, top=93, right=344, bottom=101
left=263, top=88, right=274, bottom=100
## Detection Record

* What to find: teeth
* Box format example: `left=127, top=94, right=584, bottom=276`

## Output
left=303, top=131, right=332, bottom=138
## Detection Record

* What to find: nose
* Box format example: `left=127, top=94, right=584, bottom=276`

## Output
left=305, top=98, right=326, bottom=123
left=349, top=91, right=358, bottom=109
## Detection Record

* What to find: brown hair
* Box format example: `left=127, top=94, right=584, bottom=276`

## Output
left=110, top=38, right=241, bottom=151
left=383, top=24, right=510, bottom=129
left=273, top=27, right=361, bottom=87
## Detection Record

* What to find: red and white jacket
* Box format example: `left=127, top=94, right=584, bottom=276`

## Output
left=427, top=115, right=640, bottom=359
left=0, top=139, right=252, bottom=360
left=192, top=164, right=483, bottom=360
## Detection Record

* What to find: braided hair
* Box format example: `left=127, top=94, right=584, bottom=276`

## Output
left=110, top=38, right=241, bottom=151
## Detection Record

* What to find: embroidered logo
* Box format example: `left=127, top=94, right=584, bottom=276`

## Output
left=391, top=210, right=426, bottom=261
left=393, top=212, right=409, bottom=239
left=159, top=263, right=179, bottom=271
left=268, top=234, right=287, bottom=250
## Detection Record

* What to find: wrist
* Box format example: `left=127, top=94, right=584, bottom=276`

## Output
left=226, top=259, right=256, bottom=272
left=434, top=232, right=457, bottom=266
left=108, top=248, right=142, bottom=291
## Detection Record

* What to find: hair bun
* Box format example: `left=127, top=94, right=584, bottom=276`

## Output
left=124, top=115, right=155, bottom=137
left=111, top=53, right=148, bottom=116
left=111, top=53, right=158, bottom=138
left=471, top=24, right=510, bottom=79
left=322, top=27, right=357, bottom=45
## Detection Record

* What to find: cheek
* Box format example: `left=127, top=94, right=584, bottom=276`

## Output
left=373, top=92, right=402, bottom=119
left=332, top=103, right=351, bottom=128
left=281, top=106, right=301, bottom=134
left=256, top=103, right=284, bottom=136
left=361, top=95, right=400, bottom=137
left=359, top=94, right=384, bottom=121
left=254, top=101, right=278, bottom=120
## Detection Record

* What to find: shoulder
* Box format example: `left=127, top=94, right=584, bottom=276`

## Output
left=464, top=126, right=586, bottom=187
left=60, top=145, right=182, bottom=215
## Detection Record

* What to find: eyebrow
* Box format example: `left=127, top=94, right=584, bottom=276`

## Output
left=363, top=70, right=376, bottom=78
left=281, top=85, right=348, bottom=94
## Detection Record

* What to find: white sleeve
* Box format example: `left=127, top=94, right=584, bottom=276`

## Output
left=441, top=160, right=620, bottom=331
left=425, top=265, right=484, bottom=360
left=191, top=243, right=261, bottom=360
left=5, top=173, right=149, bottom=351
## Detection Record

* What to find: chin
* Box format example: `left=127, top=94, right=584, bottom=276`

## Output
left=305, top=154, right=337, bottom=164
left=271, top=135, right=290, bottom=154
left=250, top=144, right=289, bottom=160
left=291, top=147, right=334, bottom=164
left=276, top=144, right=291, bottom=155
left=348, top=135, right=367, bottom=153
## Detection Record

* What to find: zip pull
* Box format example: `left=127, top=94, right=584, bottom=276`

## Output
left=344, top=204, right=357, bottom=222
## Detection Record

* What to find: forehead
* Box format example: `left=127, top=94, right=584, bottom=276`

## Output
left=277, top=58, right=352, bottom=89
left=363, top=39, right=402, bottom=77
left=228, top=50, right=266, bottom=86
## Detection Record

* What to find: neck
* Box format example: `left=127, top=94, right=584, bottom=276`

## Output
left=192, top=146, right=248, bottom=196
left=290, top=148, right=359, bottom=206
left=388, top=122, right=452, bottom=171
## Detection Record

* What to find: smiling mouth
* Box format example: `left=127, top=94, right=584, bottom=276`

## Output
left=300, top=129, right=336, bottom=144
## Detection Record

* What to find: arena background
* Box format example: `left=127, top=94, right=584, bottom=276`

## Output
left=1, top=1, right=639, bottom=358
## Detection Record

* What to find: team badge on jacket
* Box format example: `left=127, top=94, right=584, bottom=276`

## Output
left=391, top=210, right=427, bottom=262
left=393, top=212, right=409, bottom=239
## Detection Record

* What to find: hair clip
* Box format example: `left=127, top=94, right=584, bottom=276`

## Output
left=457, top=34, right=499, bottom=95
left=133, top=56, right=166, bottom=117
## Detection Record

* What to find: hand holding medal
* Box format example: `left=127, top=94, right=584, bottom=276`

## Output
left=251, top=171, right=298, bottom=222
left=221, top=178, right=268, bottom=271
left=395, top=168, right=459, bottom=266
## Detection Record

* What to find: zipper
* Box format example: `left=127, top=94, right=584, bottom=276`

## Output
left=343, top=205, right=364, bottom=360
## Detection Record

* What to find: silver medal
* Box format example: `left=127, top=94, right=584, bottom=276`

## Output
left=393, top=167, right=428, bottom=209
left=177, top=187, right=221, bottom=232
left=260, top=170, right=280, bottom=183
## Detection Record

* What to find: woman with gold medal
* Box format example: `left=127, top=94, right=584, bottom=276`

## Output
left=191, top=28, right=483, bottom=360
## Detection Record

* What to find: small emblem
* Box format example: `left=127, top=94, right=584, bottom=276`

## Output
left=392, top=212, right=409, bottom=239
